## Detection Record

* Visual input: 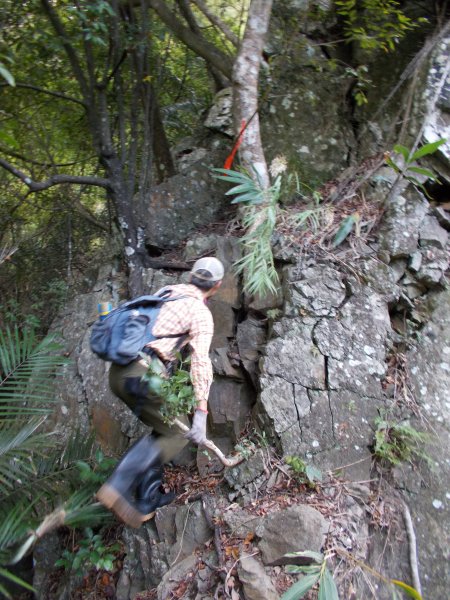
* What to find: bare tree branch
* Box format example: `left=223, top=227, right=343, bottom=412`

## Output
left=0, top=82, right=87, bottom=107
left=191, top=0, right=239, bottom=48
left=147, top=0, right=233, bottom=79
left=0, top=157, right=110, bottom=191
left=0, top=147, right=96, bottom=169
left=40, top=0, right=90, bottom=101
left=177, top=0, right=229, bottom=90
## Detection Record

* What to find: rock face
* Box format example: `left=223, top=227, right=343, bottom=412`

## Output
left=257, top=261, right=392, bottom=480
left=45, top=188, right=450, bottom=600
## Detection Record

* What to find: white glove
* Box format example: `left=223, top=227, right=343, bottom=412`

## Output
left=184, top=410, right=207, bottom=445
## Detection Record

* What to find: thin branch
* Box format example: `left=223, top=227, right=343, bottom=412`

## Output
left=0, top=157, right=110, bottom=191
left=0, top=82, right=87, bottom=108
left=191, top=0, right=239, bottom=48
left=177, top=0, right=229, bottom=89
left=147, top=0, right=233, bottom=79
left=402, top=502, right=422, bottom=596
left=172, top=418, right=244, bottom=467
left=362, top=19, right=450, bottom=137
left=0, top=147, right=96, bottom=169
left=40, top=0, right=90, bottom=101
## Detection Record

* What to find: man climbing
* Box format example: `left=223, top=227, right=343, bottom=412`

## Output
left=96, top=256, right=224, bottom=528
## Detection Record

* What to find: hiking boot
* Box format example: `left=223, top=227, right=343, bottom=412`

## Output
left=96, top=434, right=161, bottom=528
left=135, top=467, right=175, bottom=521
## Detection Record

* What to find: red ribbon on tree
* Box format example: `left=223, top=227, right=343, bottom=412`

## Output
left=223, top=119, right=247, bottom=171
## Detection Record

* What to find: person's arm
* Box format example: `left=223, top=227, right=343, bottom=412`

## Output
left=189, top=313, right=213, bottom=411
left=184, top=307, right=214, bottom=444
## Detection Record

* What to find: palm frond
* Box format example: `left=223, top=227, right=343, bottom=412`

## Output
left=0, top=566, right=34, bottom=599
left=0, top=500, right=37, bottom=558
left=0, top=429, right=96, bottom=507
left=0, top=327, right=67, bottom=419
left=0, top=418, right=54, bottom=495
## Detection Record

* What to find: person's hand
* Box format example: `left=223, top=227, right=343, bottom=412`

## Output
left=184, top=410, right=207, bottom=445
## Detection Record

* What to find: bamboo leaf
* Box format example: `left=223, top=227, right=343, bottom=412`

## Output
left=229, top=192, right=262, bottom=204
left=410, top=138, right=446, bottom=160
left=212, top=168, right=252, bottom=183
left=385, top=156, right=401, bottom=173
left=0, top=567, right=34, bottom=592
left=286, top=564, right=322, bottom=574
left=406, top=166, right=438, bottom=179
left=225, top=183, right=259, bottom=196
left=331, top=213, right=359, bottom=248
left=281, top=573, right=321, bottom=600
left=391, top=580, right=423, bottom=599
left=318, top=569, right=339, bottom=600
left=393, top=144, right=411, bottom=161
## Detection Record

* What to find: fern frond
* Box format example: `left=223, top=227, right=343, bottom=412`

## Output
left=0, top=326, right=67, bottom=419
left=0, top=418, right=54, bottom=495
left=0, top=566, right=34, bottom=599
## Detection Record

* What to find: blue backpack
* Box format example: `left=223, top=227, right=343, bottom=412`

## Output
left=90, top=291, right=185, bottom=365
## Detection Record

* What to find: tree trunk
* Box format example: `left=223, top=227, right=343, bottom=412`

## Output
left=152, top=94, right=176, bottom=183
left=232, top=0, right=273, bottom=188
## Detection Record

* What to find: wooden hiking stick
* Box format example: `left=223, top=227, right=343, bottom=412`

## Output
left=172, top=418, right=245, bottom=467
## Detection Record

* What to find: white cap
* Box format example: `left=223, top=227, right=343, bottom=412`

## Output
left=190, top=257, right=224, bottom=282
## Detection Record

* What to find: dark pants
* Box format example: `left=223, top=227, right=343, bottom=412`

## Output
left=109, top=359, right=190, bottom=463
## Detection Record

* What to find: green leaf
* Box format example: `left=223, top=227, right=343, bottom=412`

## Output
left=410, top=138, right=446, bottom=160
left=281, top=573, right=321, bottom=600
left=212, top=168, right=252, bottom=184
left=305, top=464, right=323, bottom=482
left=0, top=567, right=34, bottom=592
left=225, top=182, right=258, bottom=196
left=393, top=144, right=411, bottom=161
left=229, top=192, right=263, bottom=204
left=331, top=213, right=359, bottom=248
left=391, top=580, right=423, bottom=599
left=385, top=156, right=401, bottom=173
left=318, top=569, right=339, bottom=600
left=286, top=564, right=322, bottom=574
left=102, top=559, right=114, bottom=571
left=0, top=64, right=15, bottom=86
left=406, top=166, right=438, bottom=179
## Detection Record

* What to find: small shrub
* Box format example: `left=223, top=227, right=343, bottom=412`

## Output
left=55, top=527, right=120, bottom=575
left=285, top=456, right=323, bottom=487
left=141, top=354, right=196, bottom=423
left=373, top=416, right=430, bottom=467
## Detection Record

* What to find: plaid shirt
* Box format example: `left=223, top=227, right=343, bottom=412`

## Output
left=147, top=284, right=214, bottom=405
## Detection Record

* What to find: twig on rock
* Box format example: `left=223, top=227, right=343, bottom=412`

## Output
left=172, top=418, right=245, bottom=467
left=402, top=501, right=422, bottom=596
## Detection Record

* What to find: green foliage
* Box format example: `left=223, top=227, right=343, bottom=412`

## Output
left=55, top=527, right=120, bottom=575
left=141, top=355, right=196, bottom=424
left=386, top=139, right=446, bottom=195
left=344, top=65, right=371, bottom=106
left=0, top=324, right=110, bottom=598
left=335, top=0, right=426, bottom=53
left=391, top=579, right=423, bottom=599
left=0, top=58, right=15, bottom=86
left=372, top=415, right=430, bottom=467
left=331, top=213, right=360, bottom=248
left=285, top=456, right=323, bottom=487
left=213, top=167, right=280, bottom=297
left=75, top=448, right=117, bottom=486
left=66, top=1, right=115, bottom=47
left=266, top=308, right=282, bottom=320
left=282, top=549, right=423, bottom=599
left=281, top=551, right=338, bottom=600
left=285, top=175, right=324, bottom=233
